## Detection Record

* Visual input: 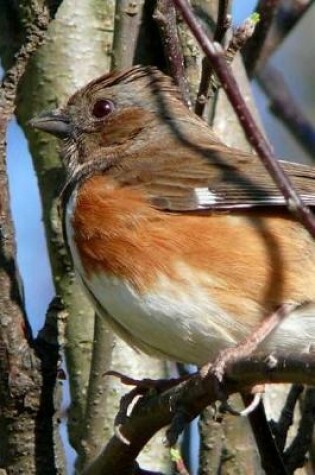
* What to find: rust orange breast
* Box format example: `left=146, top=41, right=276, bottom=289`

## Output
left=68, top=174, right=315, bottom=324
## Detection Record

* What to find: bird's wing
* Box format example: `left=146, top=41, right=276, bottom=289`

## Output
left=114, top=145, right=315, bottom=212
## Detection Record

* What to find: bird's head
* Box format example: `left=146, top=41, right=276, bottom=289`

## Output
left=30, top=66, right=188, bottom=178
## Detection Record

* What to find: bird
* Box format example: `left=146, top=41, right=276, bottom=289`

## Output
left=30, top=65, right=315, bottom=367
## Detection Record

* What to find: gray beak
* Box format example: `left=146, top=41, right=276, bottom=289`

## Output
left=29, top=110, right=71, bottom=139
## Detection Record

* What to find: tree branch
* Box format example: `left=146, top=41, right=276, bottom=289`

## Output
left=242, top=395, right=288, bottom=474
left=82, top=349, right=315, bottom=475
left=153, top=0, right=191, bottom=106
left=112, top=0, right=144, bottom=70
left=195, top=0, right=231, bottom=117
left=270, top=384, right=304, bottom=452
left=242, top=0, right=281, bottom=76
left=0, top=2, right=61, bottom=472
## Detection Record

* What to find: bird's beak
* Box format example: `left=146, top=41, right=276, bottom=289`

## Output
left=29, top=109, right=71, bottom=139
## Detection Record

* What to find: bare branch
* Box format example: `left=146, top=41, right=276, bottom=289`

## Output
left=195, top=0, right=231, bottom=117
left=224, top=14, right=260, bottom=65
left=215, top=0, right=231, bottom=42
left=80, top=316, right=114, bottom=467
left=111, top=0, right=143, bottom=70
left=242, top=394, right=288, bottom=474
left=195, top=14, right=259, bottom=119
left=0, top=2, right=60, bottom=471
left=82, top=350, right=315, bottom=475
left=153, top=0, right=191, bottom=106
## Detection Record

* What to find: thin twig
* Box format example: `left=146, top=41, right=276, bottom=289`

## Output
left=200, top=13, right=259, bottom=108
left=242, top=0, right=282, bottom=76
left=215, top=0, right=231, bottom=42
left=173, top=0, right=315, bottom=239
left=195, top=0, right=231, bottom=117
left=153, top=0, right=190, bottom=106
left=258, top=63, right=315, bottom=160
left=224, top=14, right=260, bottom=65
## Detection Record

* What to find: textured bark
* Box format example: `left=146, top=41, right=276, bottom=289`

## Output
left=0, top=2, right=64, bottom=473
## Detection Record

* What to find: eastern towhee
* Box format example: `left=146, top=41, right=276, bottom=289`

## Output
left=31, top=66, right=315, bottom=367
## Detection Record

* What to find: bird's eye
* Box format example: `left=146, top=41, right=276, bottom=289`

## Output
left=91, top=99, right=115, bottom=119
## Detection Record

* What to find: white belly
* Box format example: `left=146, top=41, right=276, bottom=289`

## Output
left=83, top=269, right=241, bottom=365
left=65, top=193, right=315, bottom=365
left=65, top=191, right=241, bottom=365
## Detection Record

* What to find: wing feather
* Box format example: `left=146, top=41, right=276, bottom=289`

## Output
left=112, top=140, right=315, bottom=211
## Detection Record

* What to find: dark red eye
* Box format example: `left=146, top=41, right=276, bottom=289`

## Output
left=92, top=99, right=115, bottom=118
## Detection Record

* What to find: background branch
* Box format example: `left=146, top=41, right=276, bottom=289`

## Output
left=283, top=387, right=315, bottom=473
left=112, top=0, right=144, bottom=70
left=194, top=0, right=231, bottom=117
left=249, top=0, right=314, bottom=73
left=242, top=0, right=281, bottom=76
left=258, top=63, right=315, bottom=160
left=153, top=0, right=191, bottom=106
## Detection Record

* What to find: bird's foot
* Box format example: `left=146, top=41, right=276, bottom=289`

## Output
left=107, top=304, right=293, bottom=444
left=200, top=303, right=294, bottom=415
left=106, top=370, right=191, bottom=444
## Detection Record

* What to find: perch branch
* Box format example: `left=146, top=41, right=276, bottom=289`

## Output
left=82, top=349, right=315, bottom=475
